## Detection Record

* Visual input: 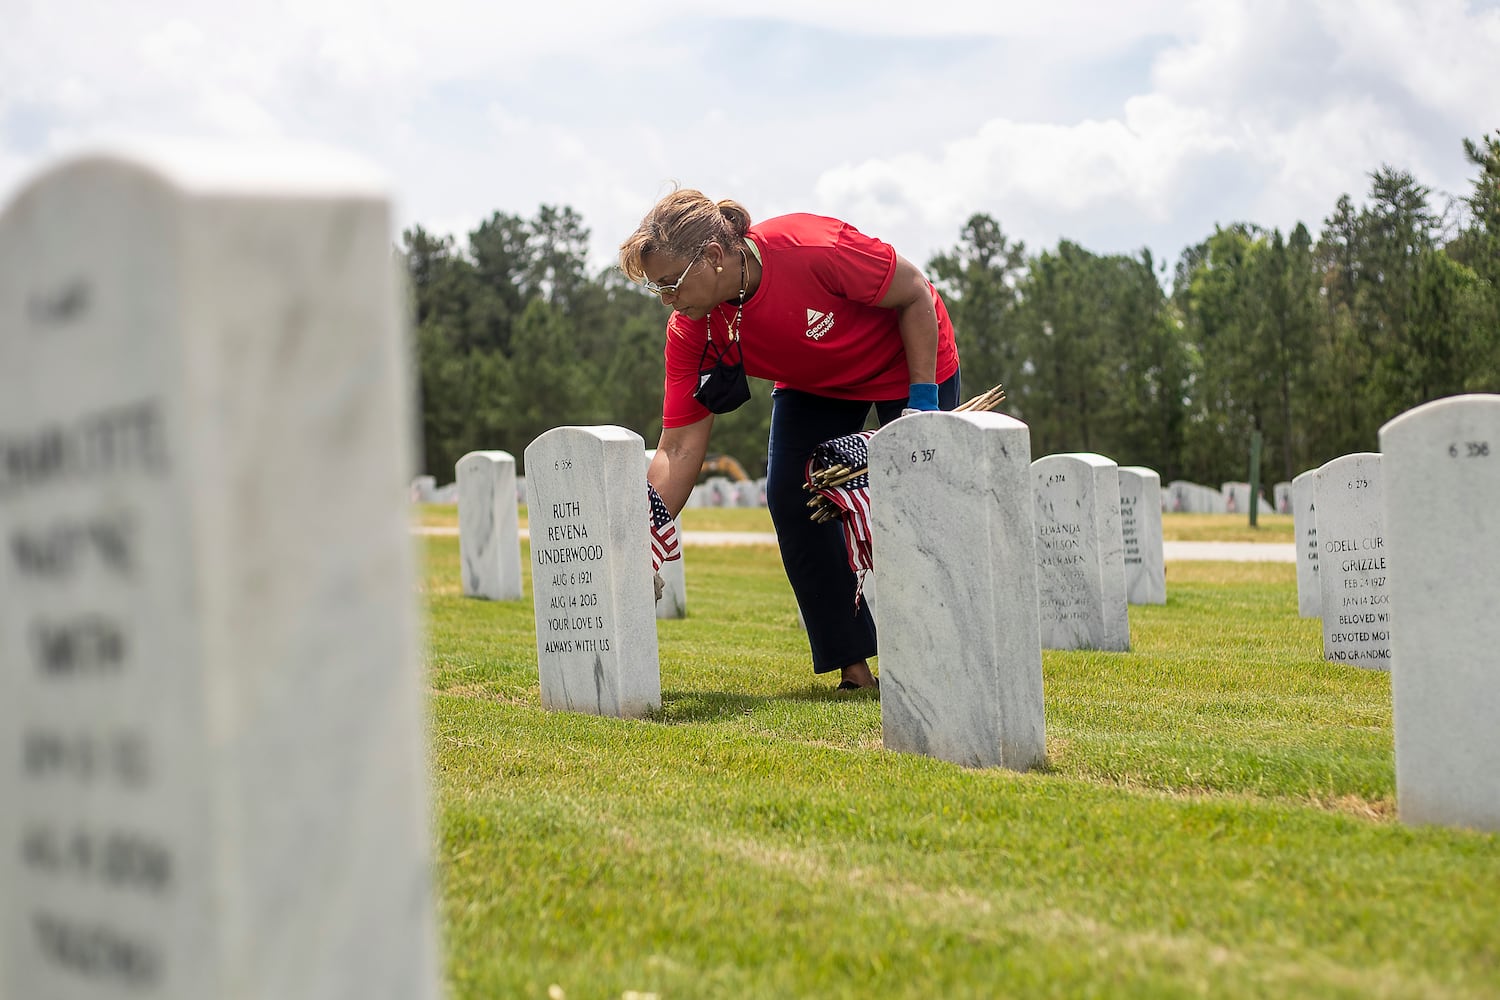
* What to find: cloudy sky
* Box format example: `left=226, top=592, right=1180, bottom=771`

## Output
left=3, top=0, right=1497, bottom=278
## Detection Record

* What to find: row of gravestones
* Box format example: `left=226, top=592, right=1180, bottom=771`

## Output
left=425, top=475, right=774, bottom=512
left=518, top=423, right=1169, bottom=755
left=453, top=450, right=686, bottom=620
left=419, top=472, right=774, bottom=511
left=1165, top=480, right=1282, bottom=514
left=683, top=477, right=767, bottom=508
left=1, top=148, right=1494, bottom=998
left=519, top=398, right=1500, bottom=827
left=519, top=404, right=1500, bottom=833
left=456, top=446, right=1171, bottom=629
left=428, top=474, right=775, bottom=511
left=1286, top=395, right=1500, bottom=831
left=408, top=474, right=457, bottom=504
left=439, top=465, right=1307, bottom=526
left=419, top=473, right=533, bottom=508
left=809, top=461, right=1164, bottom=628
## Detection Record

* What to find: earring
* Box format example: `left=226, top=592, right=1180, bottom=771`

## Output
left=716, top=266, right=723, bottom=273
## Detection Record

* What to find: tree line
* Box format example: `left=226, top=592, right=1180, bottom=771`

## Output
left=404, top=132, right=1499, bottom=486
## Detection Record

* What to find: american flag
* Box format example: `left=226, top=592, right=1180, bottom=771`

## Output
left=798, top=386, right=1006, bottom=606
left=648, top=483, right=681, bottom=572
left=805, top=430, right=875, bottom=590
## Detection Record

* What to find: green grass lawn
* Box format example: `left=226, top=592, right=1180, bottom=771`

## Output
left=1161, top=512, right=1294, bottom=542
left=421, top=525, right=1499, bottom=999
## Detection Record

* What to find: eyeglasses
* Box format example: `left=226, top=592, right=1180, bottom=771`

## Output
left=642, top=250, right=702, bottom=297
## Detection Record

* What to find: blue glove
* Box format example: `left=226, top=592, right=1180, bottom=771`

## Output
left=906, top=382, right=939, bottom=412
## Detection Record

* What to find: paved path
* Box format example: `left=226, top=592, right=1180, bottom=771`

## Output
left=415, top=526, right=1295, bottom=562
left=1162, top=540, right=1295, bottom=563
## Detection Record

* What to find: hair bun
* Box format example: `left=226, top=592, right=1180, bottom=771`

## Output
left=716, top=199, right=752, bottom=237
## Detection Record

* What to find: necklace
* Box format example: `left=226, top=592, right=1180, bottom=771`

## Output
left=710, top=248, right=749, bottom=343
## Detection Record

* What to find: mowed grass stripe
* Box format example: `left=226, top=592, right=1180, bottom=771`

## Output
left=420, top=527, right=1497, bottom=998
left=434, top=697, right=1496, bottom=999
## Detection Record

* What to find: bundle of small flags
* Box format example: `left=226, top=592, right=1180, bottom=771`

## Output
left=648, top=483, right=681, bottom=573
left=803, top=384, right=1008, bottom=602
left=804, top=431, right=876, bottom=592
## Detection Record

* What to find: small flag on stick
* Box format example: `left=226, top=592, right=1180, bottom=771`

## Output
left=648, top=484, right=680, bottom=572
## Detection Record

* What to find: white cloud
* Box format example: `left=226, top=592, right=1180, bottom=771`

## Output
left=195, top=90, right=284, bottom=138
left=722, top=0, right=1186, bottom=49
left=2, top=0, right=1495, bottom=275
left=1327, top=0, right=1500, bottom=119
left=138, top=18, right=206, bottom=72
left=810, top=0, right=1498, bottom=267
left=813, top=94, right=1244, bottom=264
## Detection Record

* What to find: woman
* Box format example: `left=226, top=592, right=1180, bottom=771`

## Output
left=619, top=188, right=961, bottom=691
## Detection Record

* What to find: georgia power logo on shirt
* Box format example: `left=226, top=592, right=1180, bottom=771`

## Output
left=805, top=308, right=835, bottom=340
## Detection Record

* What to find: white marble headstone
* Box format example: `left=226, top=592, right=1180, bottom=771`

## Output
left=1220, top=482, right=1269, bottom=515
left=0, top=148, right=438, bottom=999
left=1167, top=481, right=1227, bottom=514
left=1166, top=480, right=1189, bottom=512
left=456, top=450, right=522, bottom=601
left=870, top=412, right=1045, bottom=770
left=1314, top=453, right=1390, bottom=669
left=1292, top=469, right=1321, bottom=618
left=1118, top=466, right=1166, bottom=605
left=1381, top=393, right=1500, bottom=832
left=410, top=474, right=437, bottom=503
left=1032, top=453, right=1130, bottom=651
left=704, top=476, right=731, bottom=507
left=733, top=480, right=758, bottom=507
left=524, top=426, right=661, bottom=717
left=1274, top=481, right=1292, bottom=514
left=1222, top=481, right=1250, bottom=514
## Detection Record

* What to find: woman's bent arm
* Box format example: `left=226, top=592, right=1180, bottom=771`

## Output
left=649, top=414, right=714, bottom=516
left=877, top=253, right=940, bottom=386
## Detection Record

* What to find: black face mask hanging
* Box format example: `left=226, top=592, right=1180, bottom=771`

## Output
left=693, top=334, right=751, bottom=414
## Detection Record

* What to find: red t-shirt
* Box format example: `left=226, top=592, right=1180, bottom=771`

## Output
left=661, top=214, right=960, bottom=428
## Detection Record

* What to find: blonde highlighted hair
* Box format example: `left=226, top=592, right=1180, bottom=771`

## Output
left=618, top=186, right=752, bottom=282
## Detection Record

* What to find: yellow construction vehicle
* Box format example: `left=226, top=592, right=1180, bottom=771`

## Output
left=699, top=454, right=750, bottom=482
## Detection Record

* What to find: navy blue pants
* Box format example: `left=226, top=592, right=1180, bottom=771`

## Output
left=765, top=371, right=961, bottom=674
